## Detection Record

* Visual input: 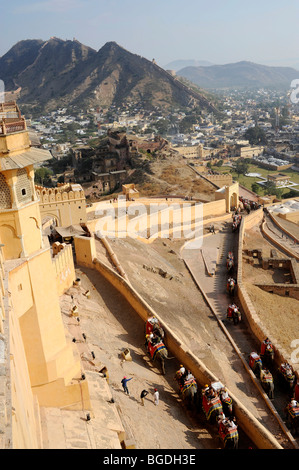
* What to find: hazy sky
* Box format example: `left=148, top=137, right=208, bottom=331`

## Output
left=2, top=0, right=299, bottom=68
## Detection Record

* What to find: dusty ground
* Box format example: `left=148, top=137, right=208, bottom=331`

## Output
left=242, top=224, right=299, bottom=360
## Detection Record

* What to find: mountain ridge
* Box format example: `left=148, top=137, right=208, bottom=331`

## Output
left=177, top=60, right=299, bottom=89
left=0, top=38, right=216, bottom=113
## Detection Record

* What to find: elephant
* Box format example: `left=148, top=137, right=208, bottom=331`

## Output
left=227, top=278, right=236, bottom=297
left=279, top=363, right=295, bottom=393
left=226, top=258, right=234, bottom=274
left=147, top=340, right=169, bottom=375
left=181, top=379, right=198, bottom=409
left=218, top=418, right=239, bottom=449
left=249, top=352, right=263, bottom=377
left=232, top=222, right=239, bottom=232
left=261, top=340, right=274, bottom=367
left=286, top=403, right=299, bottom=435
left=202, top=392, right=223, bottom=423
left=260, top=369, right=274, bottom=399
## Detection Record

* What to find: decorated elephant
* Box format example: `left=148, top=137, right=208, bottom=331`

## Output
left=218, top=418, right=239, bottom=449
left=279, top=363, right=295, bottom=392
left=147, top=340, right=169, bottom=375
left=226, top=258, right=234, bottom=274
left=226, top=278, right=236, bottom=297
left=202, top=388, right=223, bottom=423
left=181, top=377, right=198, bottom=408
left=249, top=352, right=263, bottom=377
left=286, top=401, right=299, bottom=435
left=227, top=304, right=241, bottom=325
left=260, top=369, right=274, bottom=399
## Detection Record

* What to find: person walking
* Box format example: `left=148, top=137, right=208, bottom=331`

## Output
left=140, top=389, right=149, bottom=406
left=154, top=388, right=159, bottom=406
left=121, top=376, right=133, bottom=395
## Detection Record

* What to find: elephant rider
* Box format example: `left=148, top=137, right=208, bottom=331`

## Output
left=175, top=365, right=186, bottom=387
left=291, top=398, right=299, bottom=408
left=220, top=387, right=229, bottom=401
left=261, top=338, right=272, bottom=356
left=281, top=362, right=293, bottom=375
left=185, top=370, right=194, bottom=382
left=146, top=332, right=160, bottom=347
left=205, top=385, right=216, bottom=400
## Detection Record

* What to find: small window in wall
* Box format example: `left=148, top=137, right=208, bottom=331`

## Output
left=17, top=284, right=22, bottom=291
left=21, top=189, right=26, bottom=196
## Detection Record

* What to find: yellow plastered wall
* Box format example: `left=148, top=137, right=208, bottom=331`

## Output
left=74, top=236, right=97, bottom=267
left=7, top=249, right=88, bottom=409
left=52, top=244, right=76, bottom=296
left=202, top=199, right=226, bottom=218
left=0, top=131, right=30, bottom=157
left=0, top=202, right=43, bottom=260
left=9, top=304, right=42, bottom=448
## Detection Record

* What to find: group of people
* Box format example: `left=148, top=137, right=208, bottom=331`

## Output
left=121, top=376, right=159, bottom=406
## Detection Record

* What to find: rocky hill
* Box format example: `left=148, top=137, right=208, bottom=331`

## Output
left=178, top=60, right=299, bottom=89
left=0, top=38, right=217, bottom=113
